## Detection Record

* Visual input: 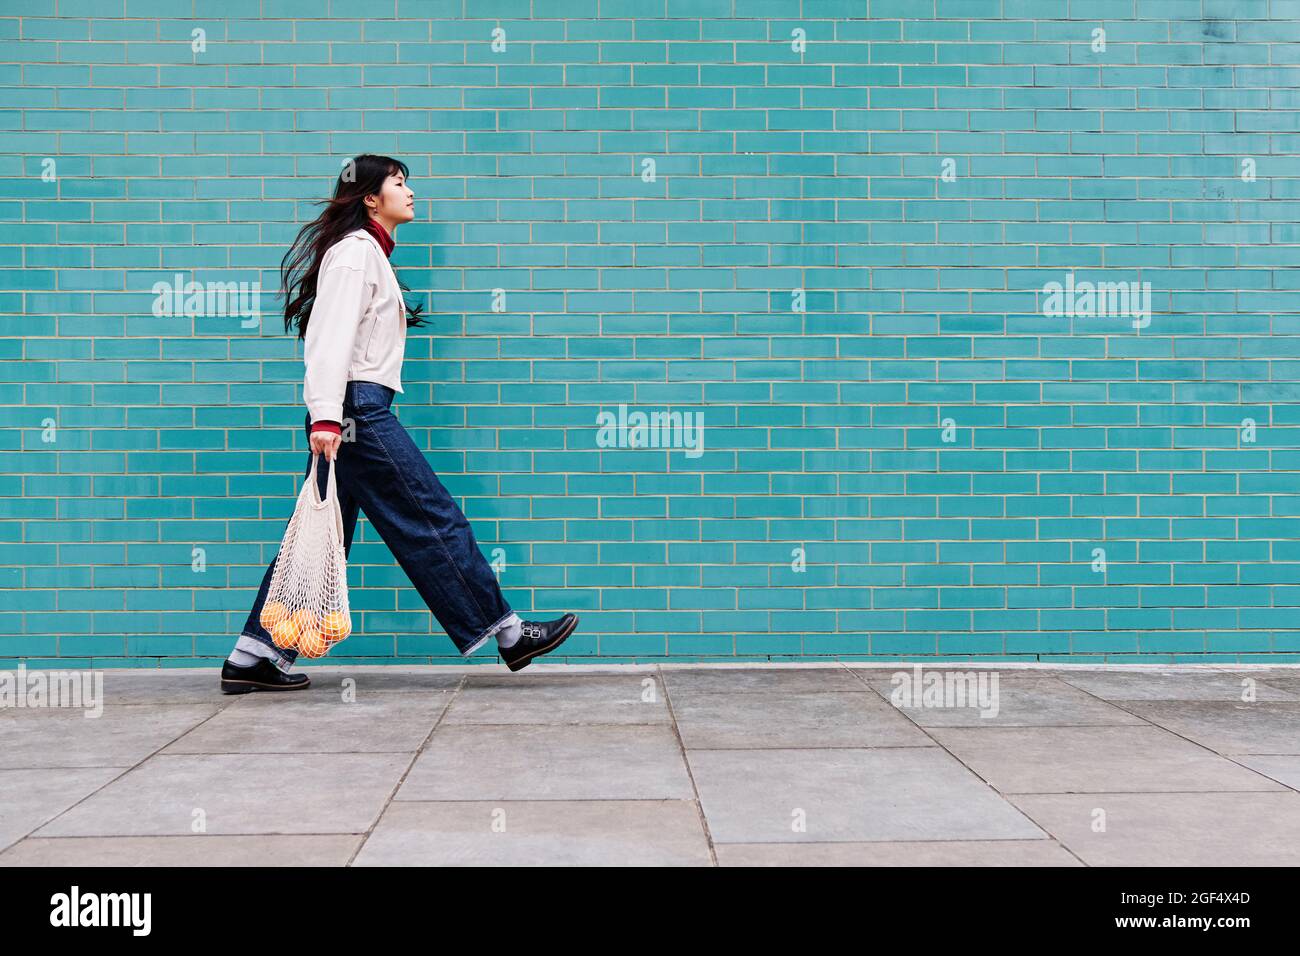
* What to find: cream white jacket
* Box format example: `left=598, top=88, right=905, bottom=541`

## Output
left=303, top=228, right=407, bottom=424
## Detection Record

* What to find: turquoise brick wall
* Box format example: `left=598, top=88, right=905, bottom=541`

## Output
left=4, top=1, right=1299, bottom=668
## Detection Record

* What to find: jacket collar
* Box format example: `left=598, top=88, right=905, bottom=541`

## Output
left=345, top=229, right=405, bottom=313
left=349, top=227, right=388, bottom=259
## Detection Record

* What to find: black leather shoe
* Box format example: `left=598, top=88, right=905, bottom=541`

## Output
left=499, top=613, right=579, bottom=672
left=220, top=657, right=311, bottom=694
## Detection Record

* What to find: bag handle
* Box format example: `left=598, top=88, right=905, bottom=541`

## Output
left=307, top=451, right=346, bottom=546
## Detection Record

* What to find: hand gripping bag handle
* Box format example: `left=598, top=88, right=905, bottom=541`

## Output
left=306, top=451, right=345, bottom=546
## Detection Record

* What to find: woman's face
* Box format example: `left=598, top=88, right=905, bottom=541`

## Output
left=368, top=171, right=415, bottom=226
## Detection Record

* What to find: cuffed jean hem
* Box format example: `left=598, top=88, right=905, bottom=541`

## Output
left=460, top=610, right=519, bottom=658
left=235, top=633, right=295, bottom=673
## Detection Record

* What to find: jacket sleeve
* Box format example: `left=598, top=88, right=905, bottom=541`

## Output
left=303, top=248, right=371, bottom=425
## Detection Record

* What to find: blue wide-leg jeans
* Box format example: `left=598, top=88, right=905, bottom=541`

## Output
left=233, top=380, right=517, bottom=670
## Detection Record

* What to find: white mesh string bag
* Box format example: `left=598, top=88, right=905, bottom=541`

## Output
left=259, top=451, right=352, bottom=657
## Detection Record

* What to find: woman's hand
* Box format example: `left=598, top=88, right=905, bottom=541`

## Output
left=310, top=429, right=342, bottom=462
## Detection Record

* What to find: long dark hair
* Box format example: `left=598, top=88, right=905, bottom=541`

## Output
left=281, top=153, right=426, bottom=339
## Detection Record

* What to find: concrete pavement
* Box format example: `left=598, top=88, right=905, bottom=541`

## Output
left=1, top=662, right=1298, bottom=866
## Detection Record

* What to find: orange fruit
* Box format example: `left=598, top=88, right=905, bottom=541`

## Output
left=298, top=629, right=328, bottom=658
left=289, top=608, right=318, bottom=634
left=270, top=619, right=299, bottom=649
left=320, top=611, right=352, bottom=641
left=260, top=601, right=289, bottom=631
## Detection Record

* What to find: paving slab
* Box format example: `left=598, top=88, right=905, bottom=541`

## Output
left=162, top=690, right=453, bottom=755
left=1057, top=670, right=1298, bottom=702
left=0, top=768, right=123, bottom=850
left=660, top=666, right=871, bottom=694
left=1010, top=791, right=1300, bottom=866
left=688, top=747, right=1046, bottom=844
left=930, top=725, right=1288, bottom=794
left=842, top=664, right=1200, bottom=682
left=715, top=839, right=1082, bottom=866
left=354, top=800, right=711, bottom=866
left=446, top=673, right=669, bottom=725
left=285, top=667, right=464, bottom=694
left=670, top=690, right=932, bottom=748
left=0, top=704, right=218, bottom=769
left=99, top=669, right=237, bottom=705
left=842, top=665, right=1107, bottom=681
left=1211, top=667, right=1300, bottom=681
left=397, top=724, right=694, bottom=802
left=1119, top=700, right=1300, bottom=756
left=852, top=674, right=1147, bottom=727
left=1, top=666, right=458, bottom=706
left=33, top=752, right=411, bottom=836
left=1234, top=755, right=1300, bottom=791
left=0, top=834, right=362, bottom=867
left=1250, top=676, right=1300, bottom=698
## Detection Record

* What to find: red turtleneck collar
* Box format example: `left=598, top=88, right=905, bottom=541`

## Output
left=363, top=217, right=394, bottom=258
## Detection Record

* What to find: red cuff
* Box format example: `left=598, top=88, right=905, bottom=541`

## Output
left=311, top=420, right=341, bottom=436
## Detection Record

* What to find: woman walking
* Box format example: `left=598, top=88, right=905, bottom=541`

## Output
left=221, top=154, right=579, bottom=693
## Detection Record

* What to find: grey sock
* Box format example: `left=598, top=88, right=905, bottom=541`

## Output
left=495, top=614, right=523, bottom=649
left=227, top=648, right=262, bottom=667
